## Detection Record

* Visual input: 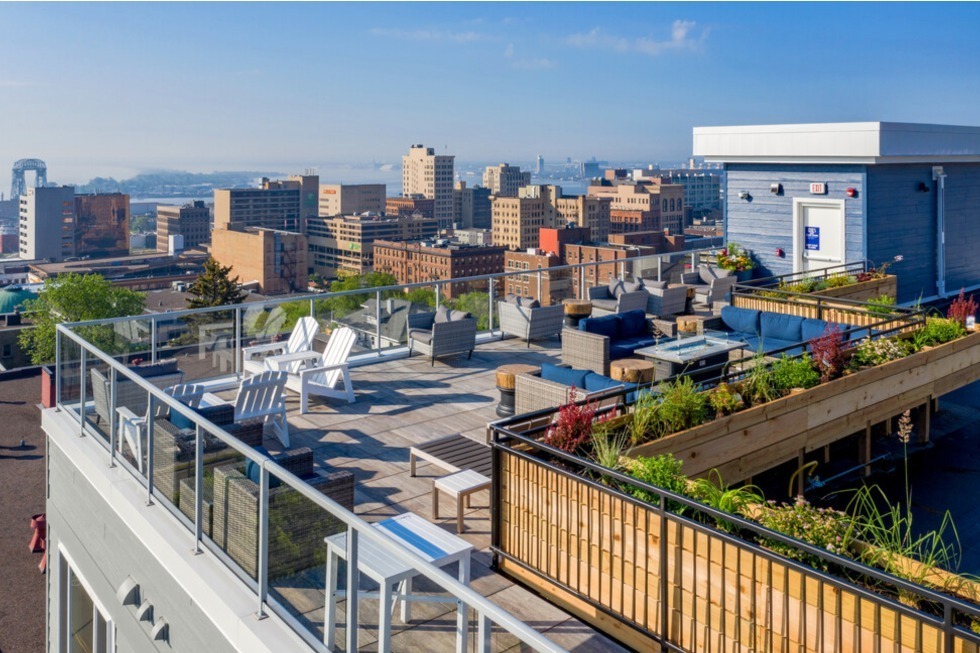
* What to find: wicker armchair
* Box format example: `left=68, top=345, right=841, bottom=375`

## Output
left=560, top=328, right=610, bottom=375
left=408, top=310, right=477, bottom=365
left=90, top=366, right=184, bottom=428
left=149, top=406, right=264, bottom=506
left=497, top=301, right=564, bottom=346
left=210, top=448, right=354, bottom=580
left=588, top=281, right=649, bottom=317
left=682, top=265, right=736, bottom=309
left=645, top=283, right=689, bottom=317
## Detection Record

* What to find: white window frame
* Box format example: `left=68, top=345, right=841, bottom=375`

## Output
left=58, top=546, right=115, bottom=653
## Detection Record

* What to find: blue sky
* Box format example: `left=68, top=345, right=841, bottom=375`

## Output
left=2, top=2, right=980, bottom=189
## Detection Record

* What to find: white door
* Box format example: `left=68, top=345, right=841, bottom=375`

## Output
left=793, top=199, right=845, bottom=272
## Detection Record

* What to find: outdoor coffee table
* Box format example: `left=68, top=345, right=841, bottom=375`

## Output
left=562, top=298, right=592, bottom=328
left=494, top=363, right=540, bottom=417
left=609, top=358, right=655, bottom=384
left=324, top=512, right=474, bottom=653
left=635, top=330, right=746, bottom=382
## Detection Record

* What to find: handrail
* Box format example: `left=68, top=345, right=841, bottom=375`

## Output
left=736, top=260, right=871, bottom=288
left=55, top=323, right=568, bottom=653
left=63, top=243, right=722, bottom=328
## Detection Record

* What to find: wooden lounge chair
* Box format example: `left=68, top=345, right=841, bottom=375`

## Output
left=242, top=316, right=319, bottom=376
left=201, top=371, right=290, bottom=447
left=264, top=327, right=357, bottom=413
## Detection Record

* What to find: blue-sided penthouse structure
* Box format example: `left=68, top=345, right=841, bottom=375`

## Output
left=694, top=122, right=980, bottom=303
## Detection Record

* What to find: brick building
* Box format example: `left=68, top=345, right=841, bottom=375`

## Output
left=156, top=201, right=210, bottom=253
left=305, top=213, right=438, bottom=279
left=211, top=225, right=308, bottom=295
left=385, top=196, right=435, bottom=220
left=503, top=250, right=570, bottom=306
left=372, top=239, right=505, bottom=299
left=588, top=179, right=684, bottom=235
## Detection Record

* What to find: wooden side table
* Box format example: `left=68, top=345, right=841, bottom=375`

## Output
left=495, top=363, right=540, bottom=417
left=563, top=298, right=592, bottom=328
left=609, top=358, right=655, bottom=384
left=433, top=469, right=491, bottom=533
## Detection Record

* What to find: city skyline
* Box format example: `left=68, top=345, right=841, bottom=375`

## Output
left=2, top=2, right=980, bottom=192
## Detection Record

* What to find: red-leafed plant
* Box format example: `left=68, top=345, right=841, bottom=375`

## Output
left=545, top=390, right=597, bottom=454
left=947, top=289, right=978, bottom=328
left=809, top=325, right=847, bottom=383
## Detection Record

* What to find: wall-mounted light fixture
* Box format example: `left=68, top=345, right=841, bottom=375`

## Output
left=770, top=183, right=782, bottom=195
left=846, top=188, right=858, bottom=198
left=738, top=191, right=751, bottom=200
left=775, top=248, right=785, bottom=258
left=917, top=182, right=930, bottom=193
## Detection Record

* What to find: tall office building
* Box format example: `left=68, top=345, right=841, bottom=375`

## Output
left=74, top=193, right=130, bottom=258
left=482, top=163, right=531, bottom=198
left=536, top=155, right=544, bottom=176
left=156, top=201, right=211, bottom=253
left=213, top=178, right=303, bottom=232
left=452, top=181, right=492, bottom=229
left=305, top=213, right=439, bottom=279
left=289, top=174, right=321, bottom=223
left=318, top=184, right=386, bottom=217
left=402, top=144, right=454, bottom=229
left=18, top=186, right=75, bottom=261
left=490, top=185, right=558, bottom=251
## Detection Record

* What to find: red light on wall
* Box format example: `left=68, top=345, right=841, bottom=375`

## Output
left=775, top=248, right=785, bottom=258
left=846, top=188, right=858, bottom=198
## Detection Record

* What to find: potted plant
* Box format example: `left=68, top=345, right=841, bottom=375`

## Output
left=716, top=243, right=756, bottom=282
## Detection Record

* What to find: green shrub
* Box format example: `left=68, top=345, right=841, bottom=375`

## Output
left=825, top=273, right=857, bottom=289
left=742, top=352, right=781, bottom=406
left=756, top=496, right=853, bottom=570
left=914, top=317, right=966, bottom=348
left=770, top=354, right=820, bottom=391
left=644, top=375, right=709, bottom=441
left=626, top=454, right=687, bottom=507
left=867, top=294, right=897, bottom=316
left=689, top=469, right=764, bottom=532
left=708, top=382, right=743, bottom=418
left=850, top=337, right=911, bottom=368
left=627, top=390, right=661, bottom=446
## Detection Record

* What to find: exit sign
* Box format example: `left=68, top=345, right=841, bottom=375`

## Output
left=809, top=183, right=827, bottom=194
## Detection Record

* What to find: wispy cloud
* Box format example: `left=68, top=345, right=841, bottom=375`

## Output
left=369, top=27, right=493, bottom=43
left=566, top=20, right=708, bottom=56
left=504, top=43, right=556, bottom=71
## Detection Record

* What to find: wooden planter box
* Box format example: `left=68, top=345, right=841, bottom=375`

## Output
left=497, top=448, right=980, bottom=653
left=628, top=331, right=980, bottom=485
left=811, top=274, right=897, bottom=302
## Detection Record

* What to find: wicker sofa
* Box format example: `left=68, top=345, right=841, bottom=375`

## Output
left=561, top=309, right=658, bottom=375
left=208, top=447, right=355, bottom=580
left=515, top=362, right=629, bottom=415
left=498, top=296, right=564, bottom=346
left=408, top=307, right=477, bottom=365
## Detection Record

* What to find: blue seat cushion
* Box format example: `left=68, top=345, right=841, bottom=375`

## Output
left=245, top=447, right=282, bottom=489
left=760, top=312, right=805, bottom=343
left=744, top=336, right=798, bottom=354
left=580, top=314, right=620, bottom=340
left=619, top=310, right=647, bottom=339
left=721, top=306, right=761, bottom=337
left=539, top=362, right=590, bottom=388
left=609, top=343, right=636, bottom=360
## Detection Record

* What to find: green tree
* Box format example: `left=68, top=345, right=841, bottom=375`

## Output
left=447, top=291, right=493, bottom=330
left=186, top=257, right=246, bottom=308
left=404, top=286, right=438, bottom=308
left=19, top=273, right=146, bottom=365
left=319, top=271, right=400, bottom=318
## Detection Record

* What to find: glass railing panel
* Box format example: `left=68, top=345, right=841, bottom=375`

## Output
left=154, top=310, right=238, bottom=384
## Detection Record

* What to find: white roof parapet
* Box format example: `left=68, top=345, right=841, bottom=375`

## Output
left=693, top=121, right=980, bottom=164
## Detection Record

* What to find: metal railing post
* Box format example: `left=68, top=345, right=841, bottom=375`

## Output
left=146, top=395, right=155, bottom=505
left=536, top=267, right=542, bottom=300
left=345, top=527, right=359, bottom=651
left=55, top=329, right=62, bottom=410
left=478, top=613, right=491, bottom=653
left=151, top=318, right=158, bottom=363
left=109, top=367, right=117, bottom=466
left=579, top=266, right=585, bottom=299
left=235, top=306, right=242, bottom=377
left=657, top=255, right=663, bottom=282
left=943, top=603, right=954, bottom=652
left=79, top=348, right=87, bottom=436
left=257, top=465, right=269, bottom=618
left=659, top=494, right=669, bottom=646
left=194, top=423, right=203, bottom=554
left=488, top=280, right=495, bottom=336
left=375, top=290, right=382, bottom=356
left=309, top=297, right=315, bottom=318
left=435, top=283, right=441, bottom=311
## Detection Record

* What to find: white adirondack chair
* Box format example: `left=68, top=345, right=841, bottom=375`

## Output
left=242, top=316, right=319, bottom=376
left=201, top=371, right=290, bottom=447
left=117, top=383, right=205, bottom=473
left=265, top=327, right=357, bottom=413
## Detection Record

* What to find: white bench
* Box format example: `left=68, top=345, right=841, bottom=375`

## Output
left=433, top=469, right=491, bottom=533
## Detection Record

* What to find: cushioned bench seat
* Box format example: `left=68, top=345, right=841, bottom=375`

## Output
left=721, top=306, right=856, bottom=355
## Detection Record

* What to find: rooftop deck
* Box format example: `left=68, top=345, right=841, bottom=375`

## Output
left=161, top=336, right=626, bottom=652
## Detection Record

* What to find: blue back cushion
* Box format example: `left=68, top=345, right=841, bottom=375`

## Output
left=540, top=362, right=590, bottom=389
left=721, top=306, right=761, bottom=336
left=580, top=314, right=620, bottom=340
left=583, top=372, right=624, bottom=393
left=245, top=447, right=282, bottom=489
left=619, top=310, right=646, bottom=339
left=760, top=313, right=804, bottom=342
left=801, top=319, right=830, bottom=342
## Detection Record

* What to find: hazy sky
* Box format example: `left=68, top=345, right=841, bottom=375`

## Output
left=2, top=2, right=980, bottom=191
